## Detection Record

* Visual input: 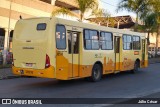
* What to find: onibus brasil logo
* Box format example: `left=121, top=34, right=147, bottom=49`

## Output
left=2, top=99, right=42, bottom=105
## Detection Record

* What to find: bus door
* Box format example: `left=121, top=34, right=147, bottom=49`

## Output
left=68, top=31, right=80, bottom=78
left=114, top=36, right=120, bottom=71
left=142, top=39, right=146, bottom=66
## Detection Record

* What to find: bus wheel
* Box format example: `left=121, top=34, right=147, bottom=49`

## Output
left=90, top=64, right=102, bottom=82
left=131, top=61, right=139, bottom=73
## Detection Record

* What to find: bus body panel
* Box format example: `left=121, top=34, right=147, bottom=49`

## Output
left=12, top=65, right=55, bottom=78
left=12, top=17, right=148, bottom=80
left=13, top=18, right=50, bottom=69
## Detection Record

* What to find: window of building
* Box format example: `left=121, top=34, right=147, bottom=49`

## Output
left=133, top=36, right=141, bottom=50
left=151, top=47, right=155, bottom=51
left=0, top=28, right=5, bottom=49
left=84, top=29, right=99, bottom=50
left=148, top=47, right=151, bottom=51
left=0, top=36, right=4, bottom=48
left=123, top=34, right=132, bottom=50
left=56, top=25, right=66, bottom=49
left=100, top=32, right=113, bottom=50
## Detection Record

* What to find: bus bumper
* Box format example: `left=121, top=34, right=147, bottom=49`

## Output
left=12, top=66, right=55, bottom=78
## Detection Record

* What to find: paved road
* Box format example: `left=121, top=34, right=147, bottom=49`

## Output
left=0, top=63, right=160, bottom=107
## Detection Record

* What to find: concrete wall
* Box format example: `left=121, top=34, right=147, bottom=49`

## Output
left=0, top=0, right=79, bottom=64
left=148, top=33, right=160, bottom=48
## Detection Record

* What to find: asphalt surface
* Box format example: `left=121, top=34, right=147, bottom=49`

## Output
left=0, top=63, right=160, bottom=107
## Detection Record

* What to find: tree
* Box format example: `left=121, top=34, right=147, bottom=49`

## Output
left=89, top=9, right=111, bottom=26
left=143, top=13, right=157, bottom=45
left=150, top=0, right=160, bottom=56
left=100, top=9, right=112, bottom=27
left=52, top=7, right=76, bottom=17
left=140, top=0, right=160, bottom=56
left=117, top=0, right=145, bottom=31
left=52, top=0, right=99, bottom=21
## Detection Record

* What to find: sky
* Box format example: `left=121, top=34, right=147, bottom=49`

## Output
left=99, top=0, right=136, bottom=18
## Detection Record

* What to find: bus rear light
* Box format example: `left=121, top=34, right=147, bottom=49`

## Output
left=45, top=54, right=50, bottom=68
left=11, top=53, right=14, bottom=66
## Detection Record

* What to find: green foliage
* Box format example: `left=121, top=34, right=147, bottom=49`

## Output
left=52, top=0, right=99, bottom=21
left=90, top=8, right=103, bottom=18
left=90, top=9, right=110, bottom=18
left=117, top=0, right=144, bottom=13
left=138, top=0, right=160, bottom=54
left=117, top=0, right=146, bottom=31
left=52, top=7, right=76, bottom=17
left=145, top=13, right=158, bottom=32
left=76, top=0, right=99, bottom=20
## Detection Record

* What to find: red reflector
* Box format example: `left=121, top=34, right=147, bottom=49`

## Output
left=45, top=54, right=50, bottom=68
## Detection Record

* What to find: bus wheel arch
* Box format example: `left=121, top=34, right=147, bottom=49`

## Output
left=136, top=58, right=140, bottom=68
left=90, top=61, right=103, bottom=82
left=131, top=58, right=140, bottom=73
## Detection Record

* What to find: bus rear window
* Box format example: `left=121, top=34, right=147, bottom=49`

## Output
left=37, top=23, right=46, bottom=30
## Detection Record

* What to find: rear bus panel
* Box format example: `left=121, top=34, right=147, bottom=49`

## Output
left=12, top=18, right=56, bottom=78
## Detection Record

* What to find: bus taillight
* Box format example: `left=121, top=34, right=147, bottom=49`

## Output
left=45, top=54, right=50, bottom=68
left=11, top=53, right=14, bottom=66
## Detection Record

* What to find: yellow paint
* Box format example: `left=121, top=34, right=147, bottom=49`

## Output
left=103, top=57, right=114, bottom=73
left=141, top=60, right=148, bottom=68
left=122, top=58, right=134, bottom=71
left=12, top=66, right=55, bottom=78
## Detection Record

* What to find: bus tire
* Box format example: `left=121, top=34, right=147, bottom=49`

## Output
left=131, top=61, right=139, bottom=73
left=90, top=64, right=102, bottom=82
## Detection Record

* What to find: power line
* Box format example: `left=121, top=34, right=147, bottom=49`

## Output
left=100, top=0, right=117, bottom=7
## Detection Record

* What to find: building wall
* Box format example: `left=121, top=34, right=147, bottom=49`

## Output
left=0, top=0, right=79, bottom=64
left=0, top=0, right=55, bottom=29
left=0, top=0, right=79, bottom=51
left=149, top=33, right=160, bottom=47
left=148, top=33, right=160, bottom=52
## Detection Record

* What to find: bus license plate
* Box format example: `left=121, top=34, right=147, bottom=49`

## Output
left=26, top=63, right=33, bottom=67
left=20, top=70, right=24, bottom=75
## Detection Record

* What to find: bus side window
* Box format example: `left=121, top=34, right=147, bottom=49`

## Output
left=123, top=35, right=132, bottom=50
left=133, top=36, right=141, bottom=50
left=100, top=32, right=113, bottom=50
left=56, top=25, right=66, bottom=49
left=84, top=29, right=99, bottom=50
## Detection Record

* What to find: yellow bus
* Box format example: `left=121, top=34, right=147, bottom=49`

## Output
left=12, top=17, right=148, bottom=81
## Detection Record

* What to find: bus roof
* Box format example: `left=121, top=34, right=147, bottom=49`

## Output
left=53, top=17, right=146, bottom=38
left=18, top=17, right=146, bottom=39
